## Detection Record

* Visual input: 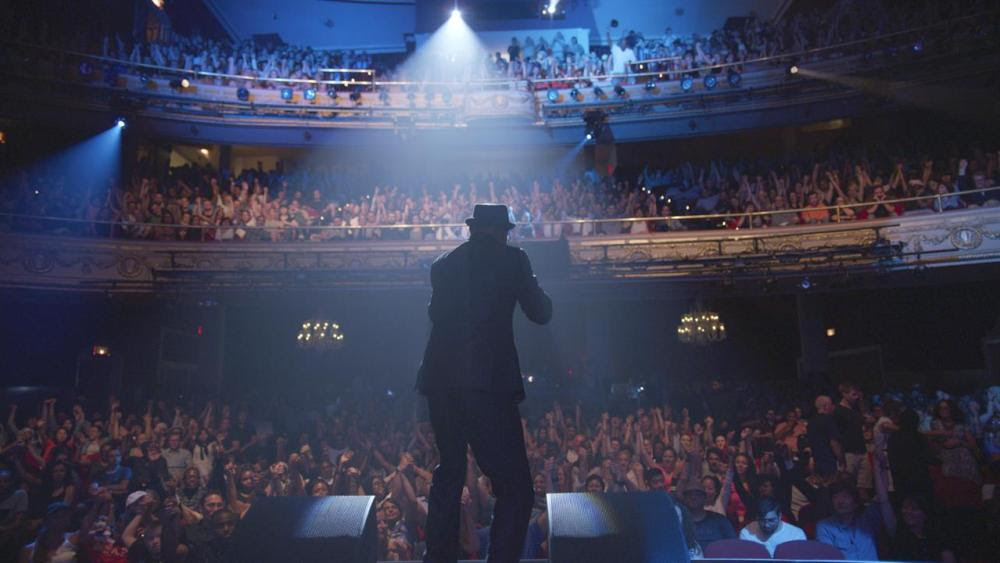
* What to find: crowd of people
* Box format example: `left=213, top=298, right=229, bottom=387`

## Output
left=2, top=142, right=998, bottom=243
left=5, top=0, right=994, bottom=92
left=0, top=378, right=996, bottom=561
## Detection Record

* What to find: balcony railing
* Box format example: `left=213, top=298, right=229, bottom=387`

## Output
left=1, top=9, right=995, bottom=126
left=2, top=187, right=997, bottom=244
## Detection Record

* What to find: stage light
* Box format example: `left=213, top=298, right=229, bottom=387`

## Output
left=304, top=88, right=317, bottom=101
left=800, top=277, right=812, bottom=289
left=180, top=78, right=190, bottom=88
left=585, top=133, right=592, bottom=140
left=547, top=88, right=559, bottom=102
left=644, top=80, right=656, bottom=91
left=727, top=69, right=742, bottom=87
left=680, top=76, right=694, bottom=92
left=281, top=88, right=294, bottom=101
left=236, top=87, right=250, bottom=101
left=912, top=40, right=924, bottom=53
left=151, top=0, right=165, bottom=9
left=593, top=86, right=604, bottom=98
left=326, top=86, right=338, bottom=100
left=826, top=327, right=836, bottom=337
left=788, top=65, right=799, bottom=75
left=92, top=345, right=111, bottom=357
left=199, top=148, right=209, bottom=157
left=139, top=73, right=149, bottom=85
left=614, top=84, right=627, bottom=97
left=703, top=74, right=717, bottom=90
left=115, top=118, right=126, bottom=128
left=451, top=8, right=461, bottom=19
left=569, top=87, right=580, bottom=101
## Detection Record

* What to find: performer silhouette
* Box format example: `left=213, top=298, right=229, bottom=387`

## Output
left=417, top=204, right=553, bottom=563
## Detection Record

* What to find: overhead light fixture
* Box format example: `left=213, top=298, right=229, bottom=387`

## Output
left=280, top=88, right=294, bottom=101
left=680, top=76, right=694, bottom=92
left=92, top=345, right=111, bottom=357
left=297, top=319, right=345, bottom=351
left=115, top=117, right=126, bottom=128
left=677, top=305, right=726, bottom=345
left=788, top=64, right=799, bottom=75
left=703, top=74, right=717, bottom=90
left=150, top=0, right=165, bottom=8
left=199, top=148, right=209, bottom=157
left=451, top=8, right=461, bottom=19
left=547, top=88, right=559, bottom=102
left=826, top=327, right=836, bottom=337
left=304, top=88, right=317, bottom=101
left=180, top=78, right=190, bottom=88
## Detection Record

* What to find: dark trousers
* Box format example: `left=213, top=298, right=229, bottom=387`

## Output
left=423, top=390, right=534, bottom=563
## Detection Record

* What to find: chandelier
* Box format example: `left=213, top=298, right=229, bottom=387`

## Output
left=296, top=319, right=345, bottom=350
left=677, top=306, right=726, bottom=345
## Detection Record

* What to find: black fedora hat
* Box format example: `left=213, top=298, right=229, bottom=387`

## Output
left=465, top=203, right=515, bottom=230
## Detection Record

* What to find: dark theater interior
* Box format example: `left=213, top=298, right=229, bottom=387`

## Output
left=1, top=1, right=999, bottom=562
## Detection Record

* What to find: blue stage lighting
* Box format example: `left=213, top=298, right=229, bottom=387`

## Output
left=236, top=87, right=250, bottom=101
left=703, top=74, right=718, bottom=90
left=280, top=88, right=294, bottom=101
left=680, top=76, right=694, bottom=92
left=451, top=8, right=461, bottom=19
left=912, top=40, right=924, bottom=53
left=585, top=133, right=592, bottom=140
left=727, top=69, right=742, bottom=87
left=304, top=88, right=317, bottom=101
left=326, top=87, right=338, bottom=100
left=547, top=88, right=559, bottom=102
left=115, top=118, right=126, bottom=128
left=644, top=80, right=656, bottom=91
left=569, top=87, right=580, bottom=101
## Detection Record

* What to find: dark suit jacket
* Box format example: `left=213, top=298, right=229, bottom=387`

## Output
left=417, top=235, right=552, bottom=401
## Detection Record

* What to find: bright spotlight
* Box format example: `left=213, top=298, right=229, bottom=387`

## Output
left=788, top=65, right=799, bottom=75
left=800, top=277, right=811, bottom=289
left=180, top=78, right=190, bottom=88
left=644, top=80, right=656, bottom=91
left=280, top=88, right=294, bottom=101
left=585, top=133, right=592, bottom=140
left=451, top=8, right=461, bottom=19
left=547, top=88, right=559, bottom=102
left=150, top=0, right=165, bottom=8
left=680, top=76, right=694, bottom=92
left=912, top=40, right=924, bottom=53
left=115, top=118, right=126, bottom=128
left=703, top=75, right=717, bottom=90
left=304, top=88, right=317, bottom=101
left=199, top=148, right=209, bottom=157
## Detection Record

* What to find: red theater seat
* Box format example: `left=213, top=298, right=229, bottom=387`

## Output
left=774, top=539, right=845, bottom=560
left=702, top=538, right=772, bottom=559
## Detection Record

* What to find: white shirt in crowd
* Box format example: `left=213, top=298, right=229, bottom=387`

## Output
left=739, top=520, right=807, bottom=556
left=610, top=43, right=636, bottom=76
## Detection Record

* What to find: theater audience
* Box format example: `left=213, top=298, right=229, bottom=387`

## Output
left=738, top=497, right=806, bottom=556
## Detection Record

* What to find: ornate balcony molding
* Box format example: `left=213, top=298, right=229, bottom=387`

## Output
left=2, top=207, right=999, bottom=292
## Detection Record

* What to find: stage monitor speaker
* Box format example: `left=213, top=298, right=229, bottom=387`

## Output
left=547, top=492, right=690, bottom=563
left=232, top=495, right=377, bottom=563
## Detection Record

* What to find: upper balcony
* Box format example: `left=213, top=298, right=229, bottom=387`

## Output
left=1, top=11, right=997, bottom=146
left=3, top=189, right=999, bottom=294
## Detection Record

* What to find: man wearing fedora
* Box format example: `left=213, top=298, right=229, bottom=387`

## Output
left=418, top=203, right=553, bottom=563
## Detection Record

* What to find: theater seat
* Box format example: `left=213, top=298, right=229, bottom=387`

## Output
left=774, top=540, right=845, bottom=560
left=702, top=538, right=771, bottom=559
